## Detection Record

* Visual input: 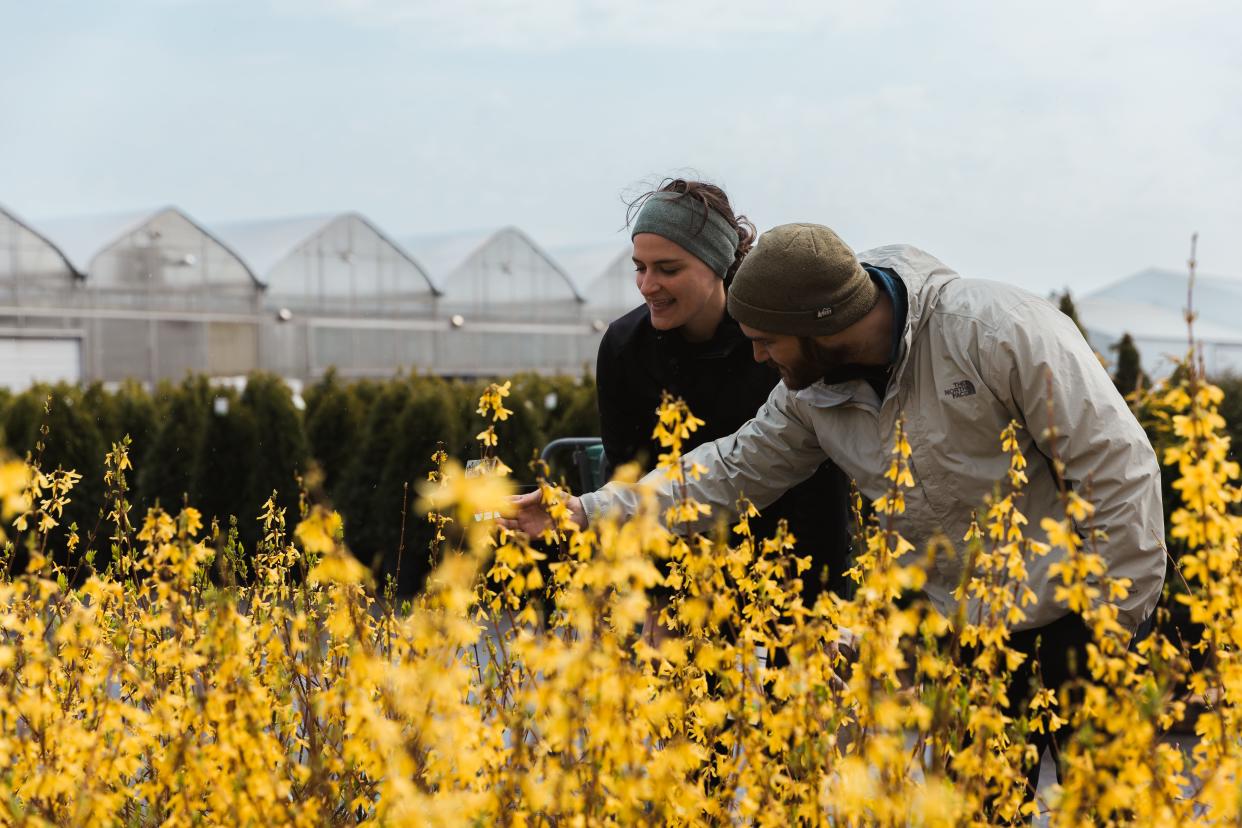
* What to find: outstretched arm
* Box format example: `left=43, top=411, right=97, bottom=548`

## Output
left=582, top=382, right=829, bottom=531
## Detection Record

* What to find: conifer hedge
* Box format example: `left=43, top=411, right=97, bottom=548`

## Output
left=0, top=371, right=599, bottom=593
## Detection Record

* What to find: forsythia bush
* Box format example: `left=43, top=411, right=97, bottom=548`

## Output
left=0, top=352, right=1237, bottom=825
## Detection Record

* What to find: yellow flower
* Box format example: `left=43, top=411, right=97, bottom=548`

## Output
left=295, top=506, right=344, bottom=554
left=0, top=459, right=33, bottom=518
left=306, top=547, right=370, bottom=586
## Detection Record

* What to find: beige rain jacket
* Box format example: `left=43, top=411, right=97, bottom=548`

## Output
left=581, top=244, right=1165, bottom=632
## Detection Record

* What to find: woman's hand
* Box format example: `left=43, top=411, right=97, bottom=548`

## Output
left=499, top=491, right=588, bottom=536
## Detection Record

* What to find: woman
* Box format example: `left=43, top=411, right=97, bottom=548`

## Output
left=595, top=179, right=852, bottom=605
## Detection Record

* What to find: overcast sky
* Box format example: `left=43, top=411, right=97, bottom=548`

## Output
left=2, top=0, right=1239, bottom=294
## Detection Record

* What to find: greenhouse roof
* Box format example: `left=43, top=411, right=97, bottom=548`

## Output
left=211, top=213, right=341, bottom=277
left=400, top=227, right=498, bottom=283
left=1084, top=267, right=1242, bottom=331
left=211, top=212, right=438, bottom=293
left=1078, top=297, right=1242, bottom=345
left=33, top=208, right=160, bottom=276
left=548, top=241, right=630, bottom=294
left=33, top=206, right=260, bottom=284
left=401, top=226, right=582, bottom=301
left=0, top=203, right=77, bottom=277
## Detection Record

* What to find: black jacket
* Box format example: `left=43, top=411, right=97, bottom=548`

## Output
left=595, top=304, right=852, bottom=600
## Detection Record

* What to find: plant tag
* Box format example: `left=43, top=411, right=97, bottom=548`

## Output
left=466, top=458, right=502, bottom=522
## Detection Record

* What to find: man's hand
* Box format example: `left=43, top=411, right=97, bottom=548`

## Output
left=499, top=490, right=588, bottom=537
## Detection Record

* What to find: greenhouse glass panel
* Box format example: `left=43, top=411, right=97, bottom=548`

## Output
left=403, top=227, right=581, bottom=323
left=396, top=329, right=438, bottom=370
left=311, top=326, right=357, bottom=375
left=207, top=322, right=259, bottom=375
left=218, top=213, right=436, bottom=315
left=260, top=322, right=309, bottom=379
left=154, top=319, right=207, bottom=380
left=85, top=210, right=255, bottom=291
left=549, top=242, right=637, bottom=316
left=97, top=318, right=153, bottom=382
left=0, top=211, right=76, bottom=288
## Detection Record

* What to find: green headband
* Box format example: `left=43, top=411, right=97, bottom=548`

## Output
left=631, top=192, right=740, bottom=279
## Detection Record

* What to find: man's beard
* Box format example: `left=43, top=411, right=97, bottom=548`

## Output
left=771, top=338, right=876, bottom=391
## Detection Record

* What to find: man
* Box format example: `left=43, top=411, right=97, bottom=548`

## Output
left=507, top=224, right=1165, bottom=782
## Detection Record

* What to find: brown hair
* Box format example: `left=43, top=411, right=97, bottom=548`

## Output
left=626, top=178, right=757, bottom=285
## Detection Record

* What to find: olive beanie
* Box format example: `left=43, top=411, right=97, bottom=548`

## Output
left=727, top=223, right=878, bottom=336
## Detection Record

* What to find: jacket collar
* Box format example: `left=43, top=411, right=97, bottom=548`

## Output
left=858, top=244, right=960, bottom=341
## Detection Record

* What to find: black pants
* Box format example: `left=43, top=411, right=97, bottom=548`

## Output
left=1002, top=613, right=1094, bottom=796
left=953, top=612, right=1092, bottom=820
left=1005, top=611, right=1157, bottom=789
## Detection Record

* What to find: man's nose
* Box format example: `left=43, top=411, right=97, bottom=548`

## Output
left=751, top=342, right=768, bottom=363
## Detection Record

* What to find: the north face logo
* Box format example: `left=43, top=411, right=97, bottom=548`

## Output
left=944, top=380, right=976, bottom=399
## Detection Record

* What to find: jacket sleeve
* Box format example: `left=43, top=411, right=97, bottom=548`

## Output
left=981, top=297, right=1165, bottom=631
left=581, top=382, right=829, bottom=532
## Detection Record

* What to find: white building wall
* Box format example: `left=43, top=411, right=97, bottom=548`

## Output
left=0, top=336, right=81, bottom=390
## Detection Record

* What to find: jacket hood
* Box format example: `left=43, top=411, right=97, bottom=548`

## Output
left=857, top=244, right=959, bottom=334
left=857, top=244, right=960, bottom=377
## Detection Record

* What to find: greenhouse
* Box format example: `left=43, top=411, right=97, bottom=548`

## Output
left=0, top=203, right=77, bottom=289
left=211, top=212, right=438, bottom=314
left=403, top=226, right=582, bottom=319
left=550, top=241, right=638, bottom=321
left=0, top=205, right=262, bottom=387
left=0, top=204, right=82, bottom=388
left=211, top=212, right=445, bottom=378
left=4, top=194, right=1241, bottom=389
left=0, top=201, right=632, bottom=386
left=1080, top=267, right=1242, bottom=378
left=400, top=226, right=596, bottom=377
left=38, top=206, right=261, bottom=305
